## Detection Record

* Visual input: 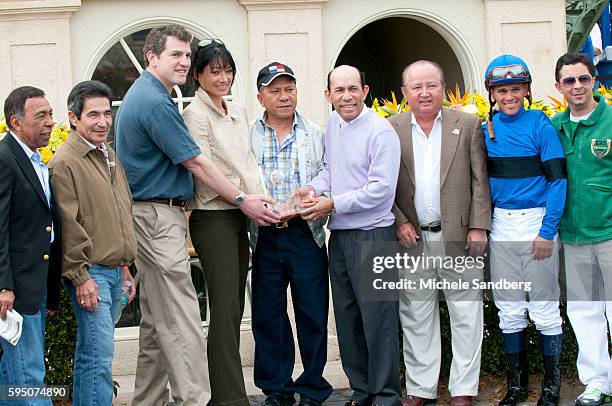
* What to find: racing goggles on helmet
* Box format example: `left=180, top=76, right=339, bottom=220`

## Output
left=486, top=64, right=531, bottom=87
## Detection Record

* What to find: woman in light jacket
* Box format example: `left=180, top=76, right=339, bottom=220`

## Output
left=183, top=40, right=263, bottom=406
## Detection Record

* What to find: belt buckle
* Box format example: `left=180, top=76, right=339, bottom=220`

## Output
left=421, top=220, right=441, bottom=231
left=275, top=221, right=289, bottom=229
left=169, top=198, right=185, bottom=208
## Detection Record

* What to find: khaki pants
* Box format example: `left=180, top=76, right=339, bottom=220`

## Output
left=132, top=202, right=210, bottom=406
left=399, top=230, right=483, bottom=398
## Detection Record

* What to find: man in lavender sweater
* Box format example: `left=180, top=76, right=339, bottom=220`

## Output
left=299, top=65, right=402, bottom=406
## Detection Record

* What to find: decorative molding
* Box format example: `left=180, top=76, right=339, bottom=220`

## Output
left=328, top=7, right=482, bottom=95
left=0, top=0, right=80, bottom=16
left=238, top=0, right=327, bottom=11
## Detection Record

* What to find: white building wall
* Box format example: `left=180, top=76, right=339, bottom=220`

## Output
left=484, top=0, right=567, bottom=102
left=0, top=0, right=80, bottom=119
left=0, top=0, right=568, bottom=376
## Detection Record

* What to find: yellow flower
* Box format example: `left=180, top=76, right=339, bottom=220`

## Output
left=371, top=98, right=389, bottom=118
left=370, top=84, right=612, bottom=123
left=39, top=146, right=54, bottom=164
left=0, top=115, right=8, bottom=136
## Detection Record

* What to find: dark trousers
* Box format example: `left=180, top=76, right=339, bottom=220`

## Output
left=252, top=218, right=332, bottom=402
left=329, top=226, right=401, bottom=406
left=190, top=209, right=249, bottom=406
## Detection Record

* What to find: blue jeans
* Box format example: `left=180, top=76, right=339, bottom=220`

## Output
left=0, top=297, right=50, bottom=406
left=67, top=265, right=122, bottom=406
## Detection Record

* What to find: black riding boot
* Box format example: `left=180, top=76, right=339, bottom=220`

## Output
left=537, top=334, right=563, bottom=406
left=499, top=350, right=529, bottom=406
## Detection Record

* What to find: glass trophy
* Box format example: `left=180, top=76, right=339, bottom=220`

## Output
left=264, top=164, right=303, bottom=217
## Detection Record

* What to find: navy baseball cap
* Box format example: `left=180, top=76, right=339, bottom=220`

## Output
left=257, top=62, right=296, bottom=89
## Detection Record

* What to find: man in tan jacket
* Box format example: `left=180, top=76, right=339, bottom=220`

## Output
left=49, top=80, right=137, bottom=406
left=389, top=60, right=491, bottom=406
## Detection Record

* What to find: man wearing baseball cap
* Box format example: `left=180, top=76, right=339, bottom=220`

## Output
left=250, top=62, right=332, bottom=406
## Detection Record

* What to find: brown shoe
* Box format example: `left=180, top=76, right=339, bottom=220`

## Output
left=402, top=396, right=436, bottom=406
left=450, top=396, right=472, bottom=406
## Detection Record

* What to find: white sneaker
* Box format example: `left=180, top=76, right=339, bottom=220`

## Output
left=576, top=388, right=605, bottom=406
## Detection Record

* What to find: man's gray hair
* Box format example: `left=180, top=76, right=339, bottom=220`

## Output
left=143, top=24, right=193, bottom=67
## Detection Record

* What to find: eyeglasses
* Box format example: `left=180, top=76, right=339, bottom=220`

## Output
left=197, top=38, right=224, bottom=48
left=487, top=64, right=531, bottom=85
left=559, top=74, right=593, bottom=88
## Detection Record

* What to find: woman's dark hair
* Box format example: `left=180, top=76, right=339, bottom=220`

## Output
left=191, top=40, right=236, bottom=87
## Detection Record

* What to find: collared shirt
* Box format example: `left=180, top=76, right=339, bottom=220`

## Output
left=115, top=70, right=201, bottom=201
left=77, top=133, right=112, bottom=171
left=250, top=110, right=327, bottom=248
left=411, top=111, right=442, bottom=225
left=259, top=113, right=300, bottom=202
left=338, top=105, right=369, bottom=131
left=12, top=132, right=54, bottom=242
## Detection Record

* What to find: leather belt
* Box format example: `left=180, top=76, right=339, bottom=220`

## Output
left=274, top=217, right=307, bottom=229
left=420, top=222, right=442, bottom=233
left=143, top=198, right=187, bottom=208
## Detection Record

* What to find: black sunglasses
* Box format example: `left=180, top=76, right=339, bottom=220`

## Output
left=560, top=74, right=593, bottom=88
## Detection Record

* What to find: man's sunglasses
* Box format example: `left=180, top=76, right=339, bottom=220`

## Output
left=487, top=64, right=530, bottom=85
left=559, top=74, right=593, bottom=88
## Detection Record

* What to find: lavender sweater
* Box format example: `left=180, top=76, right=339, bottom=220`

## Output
left=309, top=108, right=400, bottom=230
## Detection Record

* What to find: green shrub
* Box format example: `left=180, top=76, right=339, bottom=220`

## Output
left=45, top=288, right=77, bottom=387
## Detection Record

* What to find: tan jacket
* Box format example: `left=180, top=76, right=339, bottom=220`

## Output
left=389, top=108, right=491, bottom=244
left=183, top=88, right=263, bottom=210
left=49, top=132, right=136, bottom=286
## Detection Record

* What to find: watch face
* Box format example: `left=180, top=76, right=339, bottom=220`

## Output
left=235, top=193, right=245, bottom=206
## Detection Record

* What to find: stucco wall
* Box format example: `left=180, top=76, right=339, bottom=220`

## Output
left=1, top=0, right=567, bottom=123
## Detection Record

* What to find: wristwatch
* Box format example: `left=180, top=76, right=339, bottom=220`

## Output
left=233, top=191, right=246, bottom=207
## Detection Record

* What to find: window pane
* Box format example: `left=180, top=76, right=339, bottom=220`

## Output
left=115, top=260, right=208, bottom=328
left=92, top=41, right=140, bottom=103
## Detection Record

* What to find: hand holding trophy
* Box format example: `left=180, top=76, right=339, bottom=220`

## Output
left=266, top=165, right=306, bottom=222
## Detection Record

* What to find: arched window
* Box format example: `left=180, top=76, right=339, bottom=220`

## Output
left=91, top=28, right=198, bottom=113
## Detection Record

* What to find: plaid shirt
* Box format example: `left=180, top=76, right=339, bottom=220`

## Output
left=260, top=114, right=300, bottom=202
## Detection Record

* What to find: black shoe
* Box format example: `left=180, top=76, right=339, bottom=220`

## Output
left=537, top=353, right=561, bottom=406
left=345, top=401, right=361, bottom=406
left=265, top=394, right=296, bottom=406
left=299, top=395, right=322, bottom=406
left=499, top=351, right=529, bottom=406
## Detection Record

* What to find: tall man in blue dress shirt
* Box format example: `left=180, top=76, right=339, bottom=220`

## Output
left=0, top=86, right=62, bottom=406
left=115, top=25, right=278, bottom=406
left=299, top=65, right=402, bottom=406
